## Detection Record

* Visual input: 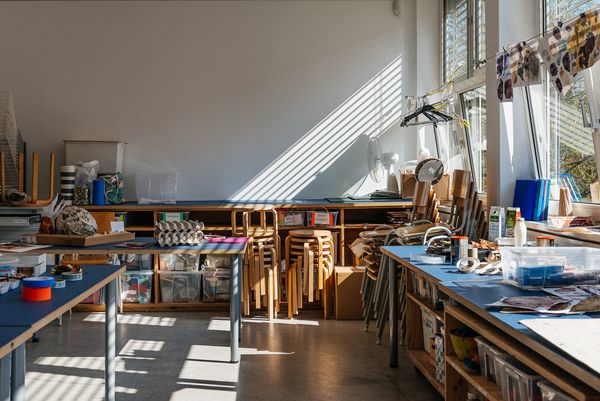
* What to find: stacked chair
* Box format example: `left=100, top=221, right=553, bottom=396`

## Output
left=232, top=209, right=280, bottom=320
left=360, top=169, right=487, bottom=345
left=285, top=229, right=335, bottom=319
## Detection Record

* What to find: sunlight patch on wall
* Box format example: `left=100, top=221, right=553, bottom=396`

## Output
left=229, top=56, right=403, bottom=200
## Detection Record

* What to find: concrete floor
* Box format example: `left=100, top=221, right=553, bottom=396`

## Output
left=23, top=311, right=442, bottom=401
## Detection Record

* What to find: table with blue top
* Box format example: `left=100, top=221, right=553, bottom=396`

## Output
left=0, top=264, right=124, bottom=401
left=18, top=236, right=248, bottom=364
left=381, top=245, right=502, bottom=368
left=439, top=279, right=600, bottom=393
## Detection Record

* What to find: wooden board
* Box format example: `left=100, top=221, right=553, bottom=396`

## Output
left=35, top=231, right=135, bottom=247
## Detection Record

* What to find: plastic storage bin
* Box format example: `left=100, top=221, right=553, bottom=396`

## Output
left=121, top=271, right=153, bottom=304
left=158, top=271, right=202, bottom=302
left=538, top=381, right=576, bottom=401
left=497, top=357, right=543, bottom=401
left=159, top=254, right=200, bottom=271
left=201, top=268, right=230, bottom=302
left=119, top=254, right=153, bottom=271
left=475, top=337, right=507, bottom=383
left=500, top=247, right=600, bottom=289
left=136, top=172, right=179, bottom=205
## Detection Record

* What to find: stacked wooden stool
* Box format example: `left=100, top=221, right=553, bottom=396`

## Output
left=232, top=209, right=280, bottom=320
left=285, top=229, right=335, bottom=319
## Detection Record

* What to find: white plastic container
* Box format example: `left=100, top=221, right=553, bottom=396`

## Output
left=538, top=381, right=576, bottom=401
left=514, top=218, right=527, bottom=247
left=64, top=140, right=124, bottom=174
left=500, top=247, right=600, bottom=289
left=136, top=172, right=179, bottom=205
left=158, top=271, right=202, bottom=303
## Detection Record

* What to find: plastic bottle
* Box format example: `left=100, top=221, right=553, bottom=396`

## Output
left=514, top=217, right=527, bottom=247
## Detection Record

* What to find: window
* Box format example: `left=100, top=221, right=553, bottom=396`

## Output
left=528, top=0, right=600, bottom=203
left=461, top=86, right=487, bottom=192
left=443, top=0, right=487, bottom=82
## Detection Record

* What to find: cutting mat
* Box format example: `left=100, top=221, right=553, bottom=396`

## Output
left=520, top=318, right=600, bottom=375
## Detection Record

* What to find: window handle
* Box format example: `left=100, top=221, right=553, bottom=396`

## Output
left=581, top=100, right=592, bottom=128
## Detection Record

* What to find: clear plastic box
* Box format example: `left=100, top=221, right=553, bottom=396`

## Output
left=158, top=271, right=202, bottom=302
left=201, top=268, right=230, bottom=302
left=159, top=254, right=200, bottom=271
left=497, top=357, right=543, bottom=401
left=475, top=337, right=507, bottom=383
left=121, top=271, right=153, bottom=304
left=136, top=172, right=179, bottom=205
left=500, top=247, right=600, bottom=289
left=119, top=254, right=152, bottom=271
left=538, top=381, right=576, bottom=401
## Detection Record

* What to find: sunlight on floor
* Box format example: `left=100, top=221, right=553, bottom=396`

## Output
left=120, top=339, right=165, bottom=356
left=33, top=356, right=149, bottom=374
left=25, top=372, right=136, bottom=401
left=83, top=313, right=177, bottom=327
left=242, top=317, right=320, bottom=326
left=169, top=388, right=237, bottom=401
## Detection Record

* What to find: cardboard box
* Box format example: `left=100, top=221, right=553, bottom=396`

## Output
left=334, top=266, right=365, bottom=320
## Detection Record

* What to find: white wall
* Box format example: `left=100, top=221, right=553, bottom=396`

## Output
left=486, top=0, right=538, bottom=207
left=0, top=0, right=416, bottom=201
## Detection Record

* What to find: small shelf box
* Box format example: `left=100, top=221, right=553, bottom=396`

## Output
left=121, top=271, right=153, bottom=304
left=158, top=271, right=202, bottom=303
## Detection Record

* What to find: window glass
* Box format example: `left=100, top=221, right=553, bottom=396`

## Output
left=528, top=0, right=600, bottom=202
left=444, top=0, right=469, bottom=81
left=461, top=86, right=487, bottom=192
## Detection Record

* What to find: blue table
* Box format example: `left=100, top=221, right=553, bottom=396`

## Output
left=381, top=245, right=502, bottom=368
left=18, top=236, right=248, bottom=363
left=0, top=265, right=124, bottom=401
left=0, top=327, right=32, bottom=401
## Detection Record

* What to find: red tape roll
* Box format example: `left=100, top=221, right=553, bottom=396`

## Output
left=22, top=286, right=51, bottom=301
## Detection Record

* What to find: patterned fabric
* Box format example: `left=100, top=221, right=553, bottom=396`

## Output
left=101, top=173, right=124, bottom=204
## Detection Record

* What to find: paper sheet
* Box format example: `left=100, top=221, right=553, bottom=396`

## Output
left=520, top=318, right=600, bottom=374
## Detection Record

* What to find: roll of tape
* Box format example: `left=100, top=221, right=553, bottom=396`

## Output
left=22, top=286, right=52, bottom=301
left=62, top=272, right=83, bottom=281
left=53, top=279, right=66, bottom=289
left=22, top=276, right=55, bottom=288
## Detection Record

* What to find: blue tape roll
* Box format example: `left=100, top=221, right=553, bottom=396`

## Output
left=22, top=276, right=55, bottom=288
left=92, top=179, right=105, bottom=206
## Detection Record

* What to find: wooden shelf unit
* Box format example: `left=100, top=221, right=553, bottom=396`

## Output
left=80, top=200, right=412, bottom=311
left=401, top=263, right=600, bottom=401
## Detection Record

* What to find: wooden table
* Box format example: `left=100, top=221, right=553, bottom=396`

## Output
left=0, top=264, right=124, bottom=401
left=382, top=245, right=600, bottom=400
left=18, top=236, right=248, bottom=363
left=381, top=245, right=500, bottom=368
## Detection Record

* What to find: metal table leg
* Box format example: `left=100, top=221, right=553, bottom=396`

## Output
left=11, top=345, right=25, bottom=401
left=105, top=278, right=117, bottom=401
left=230, top=254, right=242, bottom=363
left=1, top=353, right=11, bottom=401
left=388, top=257, right=398, bottom=368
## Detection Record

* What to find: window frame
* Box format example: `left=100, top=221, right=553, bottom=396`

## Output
left=442, top=0, right=486, bottom=83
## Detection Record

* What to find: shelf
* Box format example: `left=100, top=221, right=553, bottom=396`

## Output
left=279, top=225, right=342, bottom=230
left=407, top=349, right=445, bottom=396
left=446, top=355, right=503, bottom=401
left=343, top=223, right=404, bottom=229
left=407, top=292, right=444, bottom=322
left=203, top=226, right=233, bottom=231
left=125, top=225, right=155, bottom=232
left=74, top=302, right=230, bottom=312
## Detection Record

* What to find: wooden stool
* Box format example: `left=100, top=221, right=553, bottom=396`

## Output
left=285, top=229, right=334, bottom=319
left=232, top=209, right=280, bottom=319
